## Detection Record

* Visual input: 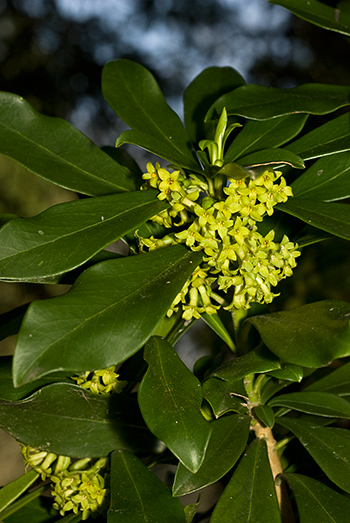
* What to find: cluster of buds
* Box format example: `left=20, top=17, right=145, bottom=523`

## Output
left=138, top=161, right=300, bottom=319
left=71, top=365, right=127, bottom=395
left=21, top=446, right=109, bottom=520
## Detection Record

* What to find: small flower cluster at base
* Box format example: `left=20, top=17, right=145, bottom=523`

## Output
left=21, top=445, right=109, bottom=520
left=71, top=365, right=127, bottom=395
left=138, top=162, right=300, bottom=319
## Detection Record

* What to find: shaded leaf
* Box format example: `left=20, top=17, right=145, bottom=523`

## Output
left=184, top=497, right=201, bottom=523
left=0, top=304, right=28, bottom=341
left=0, top=469, right=39, bottom=515
left=210, top=438, right=281, bottom=523
left=0, top=191, right=167, bottom=281
left=0, top=92, right=135, bottom=195
left=225, top=114, right=308, bottom=162
left=201, top=312, right=235, bottom=352
left=267, top=364, right=303, bottom=382
left=102, top=59, right=199, bottom=171
left=13, top=245, right=202, bottom=386
left=237, top=148, right=305, bottom=169
left=277, top=198, right=350, bottom=240
left=202, top=377, right=248, bottom=417
left=305, top=361, right=350, bottom=397
left=138, top=337, right=212, bottom=473
left=276, top=417, right=350, bottom=493
left=173, top=414, right=251, bottom=496
left=108, top=450, right=186, bottom=523
left=0, top=383, right=155, bottom=457
left=292, top=225, right=332, bottom=248
left=269, top=391, right=350, bottom=418
left=3, top=494, right=59, bottom=523
left=246, top=300, right=350, bottom=368
left=253, top=405, right=275, bottom=428
left=206, top=83, right=350, bottom=121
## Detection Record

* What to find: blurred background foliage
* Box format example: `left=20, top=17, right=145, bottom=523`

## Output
left=0, top=0, right=350, bottom=488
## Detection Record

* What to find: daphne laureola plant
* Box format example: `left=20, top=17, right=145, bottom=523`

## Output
left=1, top=1, right=350, bottom=522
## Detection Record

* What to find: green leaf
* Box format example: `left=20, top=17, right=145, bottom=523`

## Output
left=267, top=364, right=303, bottom=382
left=245, top=300, right=350, bottom=368
left=237, top=148, right=305, bottom=169
left=277, top=198, right=350, bottom=240
left=3, top=494, right=59, bottom=523
left=13, top=245, right=202, bottom=386
left=285, top=112, right=350, bottom=160
left=0, top=214, right=19, bottom=228
left=282, top=473, right=350, bottom=523
left=0, top=470, right=39, bottom=515
left=270, top=0, right=350, bottom=37
left=291, top=152, right=350, bottom=202
left=0, top=191, right=167, bottom=281
left=212, top=345, right=281, bottom=382
left=138, top=337, right=212, bottom=473
left=102, top=59, right=199, bottom=171
left=210, top=438, right=281, bottom=523
left=206, top=83, right=350, bottom=121
left=292, top=225, right=332, bottom=248
left=269, top=391, right=350, bottom=418
left=305, top=361, right=350, bottom=396
left=200, top=312, right=235, bottom=352
left=253, top=405, right=275, bottom=428
left=0, top=92, right=135, bottom=195
left=184, top=497, right=201, bottom=523
left=0, top=304, right=28, bottom=341
left=0, top=383, right=155, bottom=457
left=276, top=417, right=350, bottom=493
left=108, top=450, right=186, bottom=523
left=173, top=414, right=251, bottom=496
left=225, top=114, right=308, bottom=162
left=202, top=377, right=248, bottom=417
left=101, top=145, right=143, bottom=184
left=183, top=66, right=245, bottom=144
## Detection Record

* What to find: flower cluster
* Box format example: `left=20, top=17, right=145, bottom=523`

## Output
left=71, top=365, right=127, bottom=395
left=21, top=446, right=109, bottom=520
left=138, top=162, right=300, bottom=319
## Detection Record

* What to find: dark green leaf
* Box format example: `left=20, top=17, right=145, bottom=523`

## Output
left=282, top=473, right=350, bottom=523
left=277, top=198, right=350, bottom=240
left=276, top=417, right=350, bottom=493
left=173, top=414, right=251, bottom=496
left=237, top=148, right=305, bottom=169
left=246, top=300, right=350, bottom=368
left=270, top=0, right=350, bottom=37
left=267, top=364, right=303, bottom=382
left=0, top=214, right=19, bottom=228
left=225, top=114, right=308, bottom=162
left=0, top=383, right=155, bottom=457
left=202, top=377, right=248, bottom=417
left=0, top=191, right=167, bottom=281
left=286, top=112, right=350, bottom=161
left=0, top=304, right=28, bottom=341
left=108, top=450, right=186, bottom=523
left=183, top=66, right=245, bottom=144
left=102, top=59, right=199, bottom=171
left=101, top=145, right=143, bottom=184
left=184, top=497, right=200, bottom=523
left=269, top=391, right=350, bottom=417
left=206, top=84, right=350, bottom=121
left=212, top=345, right=281, bottom=382
left=200, top=312, right=235, bottom=352
left=292, top=225, right=332, bottom=248
left=0, top=92, right=135, bottom=195
left=138, top=337, right=212, bottom=473
left=292, top=152, right=350, bottom=202
left=253, top=405, right=275, bottom=428
left=13, top=245, right=202, bottom=386
left=3, top=494, right=59, bottom=523
left=210, top=438, right=281, bottom=523
left=306, top=361, right=350, bottom=396
left=0, top=470, right=39, bottom=514
left=260, top=378, right=292, bottom=405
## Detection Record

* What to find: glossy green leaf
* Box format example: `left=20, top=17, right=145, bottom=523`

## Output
left=0, top=469, right=39, bottom=515
left=0, top=92, right=135, bottom=195
left=306, top=361, right=350, bottom=396
left=102, top=59, right=199, bottom=171
left=206, top=83, right=350, bottom=121
left=237, top=148, right=305, bottom=169
left=267, top=364, right=303, bottom=382
left=286, top=112, right=350, bottom=161
left=282, top=473, right=350, bottom=523
left=201, top=312, right=235, bottom=352
left=108, top=450, right=186, bottom=523
left=210, top=438, right=281, bottom=523
left=202, top=377, right=248, bottom=417
left=173, top=414, right=251, bottom=496
left=0, top=191, right=167, bottom=281
left=253, top=405, right=275, bottom=428
left=212, top=345, right=281, bottom=382
left=269, top=391, right=350, bottom=418
left=3, top=494, right=59, bottom=523
left=277, top=417, right=350, bottom=493
left=184, top=498, right=200, bottom=523
left=260, top=378, right=292, bottom=405
left=291, top=152, right=350, bottom=202
left=225, top=114, right=308, bottom=162
left=0, top=383, right=155, bottom=457
left=138, top=337, right=212, bottom=473
left=246, top=300, right=350, bottom=368
left=183, top=66, right=245, bottom=144
left=278, top=198, right=350, bottom=240
left=13, top=245, right=202, bottom=386
left=101, top=145, right=143, bottom=185
left=270, top=0, right=350, bottom=37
